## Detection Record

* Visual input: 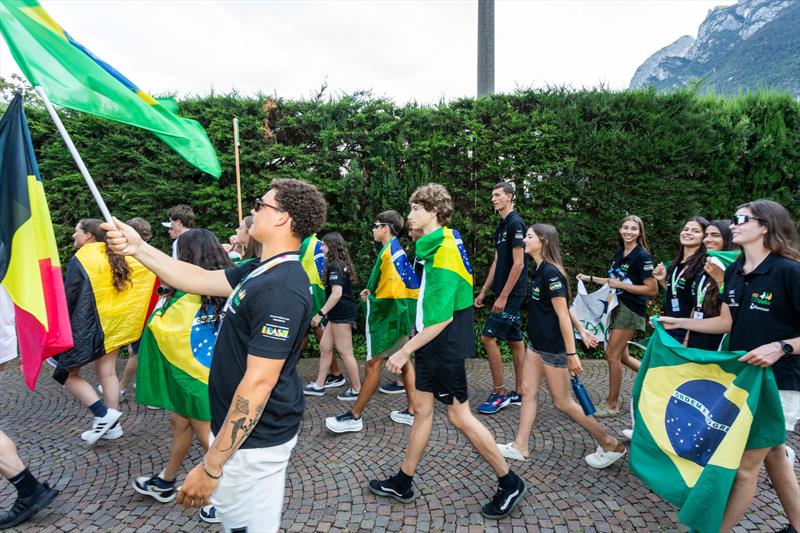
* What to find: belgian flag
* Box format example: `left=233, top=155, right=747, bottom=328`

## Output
left=0, top=93, right=73, bottom=390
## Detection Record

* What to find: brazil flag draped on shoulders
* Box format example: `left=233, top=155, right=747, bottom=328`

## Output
left=136, top=291, right=218, bottom=420
left=365, top=237, right=419, bottom=358
left=414, top=227, right=473, bottom=329
left=631, top=319, right=784, bottom=533
left=300, top=234, right=326, bottom=316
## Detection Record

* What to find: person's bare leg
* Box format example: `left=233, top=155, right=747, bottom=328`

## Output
left=352, top=358, right=382, bottom=418
left=765, top=444, right=800, bottom=530
left=720, top=447, right=772, bottom=532
left=95, top=350, right=120, bottom=410
left=332, top=323, right=360, bottom=392
left=400, top=393, right=435, bottom=475
left=447, top=398, right=509, bottom=476
left=318, top=326, right=342, bottom=376
left=0, top=431, right=25, bottom=479
left=509, top=340, right=526, bottom=393
left=621, top=345, right=641, bottom=372
left=64, top=368, right=102, bottom=407
left=119, top=350, right=138, bottom=392
left=604, top=329, right=634, bottom=409
left=481, top=335, right=506, bottom=395
left=189, top=419, right=211, bottom=451
left=512, top=350, right=544, bottom=457
left=402, top=360, right=417, bottom=415
left=163, top=413, right=193, bottom=481
left=315, top=326, right=335, bottom=387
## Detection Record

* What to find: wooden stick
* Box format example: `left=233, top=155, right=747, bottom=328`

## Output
left=233, top=117, right=242, bottom=223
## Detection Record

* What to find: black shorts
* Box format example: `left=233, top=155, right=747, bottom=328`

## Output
left=415, top=356, right=469, bottom=405
left=481, top=295, right=524, bottom=342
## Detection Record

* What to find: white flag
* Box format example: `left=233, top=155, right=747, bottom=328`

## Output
left=570, top=280, right=618, bottom=344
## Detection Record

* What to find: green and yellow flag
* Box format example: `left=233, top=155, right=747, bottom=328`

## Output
left=300, top=234, right=326, bottom=316
left=631, top=320, right=785, bottom=533
left=414, top=227, right=473, bottom=328
left=136, top=292, right=217, bottom=420
left=365, top=238, right=419, bottom=358
left=0, top=0, right=221, bottom=177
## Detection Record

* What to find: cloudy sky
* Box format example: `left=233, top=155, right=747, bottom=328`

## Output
left=1, top=0, right=732, bottom=103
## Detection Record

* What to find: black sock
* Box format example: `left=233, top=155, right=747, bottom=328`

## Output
left=393, top=468, right=413, bottom=491
left=498, top=470, right=519, bottom=491
left=89, top=400, right=108, bottom=418
left=9, top=469, right=40, bottom=499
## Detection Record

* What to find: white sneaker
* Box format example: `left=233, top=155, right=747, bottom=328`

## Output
left=199, top=504, right=221, bottom=524
left=787, top=445, right=796, bottom=465
left=82, top=409, right=122, bottom=445
left=80, top=423, right=123, bottom=442
left=585, top=445, right=626, bottom=469
left=389, top=409, right=414, bottom=426
left=325, top=411, right=363, bottom=433
left=621, top=428, right=633, bottom=440
left=496, top=442, right=530, bottom=462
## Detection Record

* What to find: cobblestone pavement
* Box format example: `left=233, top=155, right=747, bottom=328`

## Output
left=0, top=358, right=796, bottom=532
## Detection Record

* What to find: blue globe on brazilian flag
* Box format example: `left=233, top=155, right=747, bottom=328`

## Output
left=631, top=320, right=785, bottom=532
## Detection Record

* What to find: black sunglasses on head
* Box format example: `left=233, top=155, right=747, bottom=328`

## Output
left=731, top=214, right=765, bottom=225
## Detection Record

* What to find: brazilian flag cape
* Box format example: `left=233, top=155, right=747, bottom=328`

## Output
left=631, top=320, right=785, bottom=533
left=414, top=227, right=473, bottom=329
left=365, top=238, right=419, bottom=358
left=136, top=291, right=216, bottom=420
left=300, top=234, right=326, bottom=316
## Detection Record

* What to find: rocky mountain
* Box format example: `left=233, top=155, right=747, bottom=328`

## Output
left=630, top=0, right=800, bottom=97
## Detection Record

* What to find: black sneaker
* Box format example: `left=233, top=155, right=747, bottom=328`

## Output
left=481, top=477, right=527, bottom=519
left=368, top=478, right=415, bottom=504
left=0, top=482, right=59, bottom=530
left=132, top=473, right=176, bottom=503
left=323, top=374, right=346, bottom=388
left=776, top=525, right=798, bottom=533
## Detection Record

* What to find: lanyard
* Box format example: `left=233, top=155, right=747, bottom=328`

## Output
left=222, top=254, right=300, bottom=315
left=694, top=274, right=709, bottom=309
left=670, top=266, right=687, bottom=297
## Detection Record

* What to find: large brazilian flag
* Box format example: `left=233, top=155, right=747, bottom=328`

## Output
left=300, top=234, right=326, bottom=316
left=631, top=320, right=785, bottom=533
left=136, top=292, right=217, bottom=420
left=365, top=238, right=419, bottom=358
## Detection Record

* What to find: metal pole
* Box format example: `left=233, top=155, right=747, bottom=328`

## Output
left=477, top=0, right=495, bottom=96
left=233, top=117, right=242, bottom=223
left=34, top=86, right=114, bottom=224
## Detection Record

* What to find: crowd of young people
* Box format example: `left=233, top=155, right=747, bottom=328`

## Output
left=1, top=178, right=797, bottom=533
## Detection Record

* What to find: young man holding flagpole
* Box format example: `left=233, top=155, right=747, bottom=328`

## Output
left=325, top=210, right=419, bottom=433
left=368, top=184, right=527, bottom=520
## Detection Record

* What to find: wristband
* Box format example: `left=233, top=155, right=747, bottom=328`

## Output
left=589, top=276, right=594, bottom=283
left=566, top=352, right=577, bottom=356
left=202, top=460, right=222, bottom=480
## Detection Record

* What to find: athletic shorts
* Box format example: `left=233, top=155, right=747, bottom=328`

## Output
left=527, top=345, right=568, bottom=369
left=367, top=336, right=409, bottom=362
left=779, top=390, right=800, bottom=432
left=415, top=356, right=468, bottom=405
left=210, top=434, right=298, bottom=533
left=481, top=296, right=524, bottom=342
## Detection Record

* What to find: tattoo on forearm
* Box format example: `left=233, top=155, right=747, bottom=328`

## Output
left=219, top=398, right=269, bottom=452
left=235, top=395, right=249, bottom=415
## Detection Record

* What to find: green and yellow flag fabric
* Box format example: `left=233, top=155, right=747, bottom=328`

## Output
left=0, top=0, right=221, bottom=177
left=631, top=320, right=785, bottom=533
left=365, top=238, right=419, bottom=358
left=136, top=292, right=217, bottom=420
left=414, top=227, right=473, bottom=329
left=300, top=234, right=326, bottom=316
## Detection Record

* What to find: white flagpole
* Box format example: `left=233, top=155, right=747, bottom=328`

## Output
left=34, top=86, right=114, bottom=224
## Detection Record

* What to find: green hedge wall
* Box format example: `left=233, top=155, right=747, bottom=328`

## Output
left=3, top=77, right=799, bottom=358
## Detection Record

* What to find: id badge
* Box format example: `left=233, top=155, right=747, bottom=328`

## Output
left=671, top=298, right=680, bottom=312
left=692, top=311, right=704, bottom=320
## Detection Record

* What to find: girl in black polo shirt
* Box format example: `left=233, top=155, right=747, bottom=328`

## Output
left=661, top=200, right=800, bottom=532
left=497, top=224, right=626, bottom=469
left=577, top=215, right=658, bottom=417
left=304, top=232, right=362, bottom=400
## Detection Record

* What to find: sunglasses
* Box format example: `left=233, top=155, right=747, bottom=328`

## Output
left=731, top=214, right=765, bottom=226
left=371, top=222, right=390, bottom=230
left=254, top=198, right=284, bottom=213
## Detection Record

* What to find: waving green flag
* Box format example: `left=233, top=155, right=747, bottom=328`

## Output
left=630, top=320, right=784, bottom=532
left=0, top=0, right=221, bottom=177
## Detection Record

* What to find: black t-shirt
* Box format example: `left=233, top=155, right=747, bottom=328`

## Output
left=684, top=274, right=724, bottom=351
left=609, top=245, right=654, bottom=317
left=325, top=263, right=357, bottom=321
left=663, top=260, right=701, bottom=343
left=209, top=252, right=312, bottom=449
left=527, top=262, right=569, bottom=354
left=724, top=253, right=800, bottom=391
left=416, top=307, right=475, bottom=361
left=492, top=211, right=528, bottom=298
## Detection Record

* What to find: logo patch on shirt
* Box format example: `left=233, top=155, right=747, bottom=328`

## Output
left=643, top=261, right=654, bottom=272
left=514, top=231, right=524, bottom=240
left=749, top=291, right=773, bottom=312
left=261, top=323, right=290, bottom=340
left=549, top=280, right=563, bottom=291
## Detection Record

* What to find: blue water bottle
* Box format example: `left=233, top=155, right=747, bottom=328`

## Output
left=571, top=376, right=596, bottom=416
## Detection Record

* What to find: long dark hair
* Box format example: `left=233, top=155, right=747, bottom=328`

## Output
left=174, top=229, right=233, bottom=321
left=707, top=219, right=733, bottom=251
left=530, top=224, right=572, bottom=301
left=738, top=200, right=800, bottom=261
left=666, top=216, right=709, bottom=283
left=78, top=218, right=132, bottom=292
left=322, top=232, right=358, bottom=286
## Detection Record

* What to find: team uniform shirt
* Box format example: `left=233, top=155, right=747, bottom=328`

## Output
left=724, top=253, right=800, bottom=391
left=209, top=252, right=312, bottom=449
left=527, top=262, right=569, bottom=354
left=685, top=273, right=725, bottom=351
left=492, top=211, right=528, bottom=300
left=324, top=263, right=357, bottom=322
left=662, top=260, right=701, bottom=344
left=609, top=245, right=655, bottom=317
